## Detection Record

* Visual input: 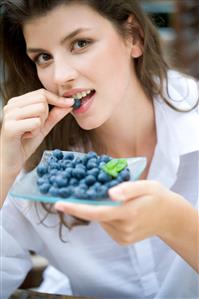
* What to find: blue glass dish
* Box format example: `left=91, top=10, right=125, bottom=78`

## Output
left=10, top=151, right=147, bottom=206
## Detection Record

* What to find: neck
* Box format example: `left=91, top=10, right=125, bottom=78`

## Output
left=91, top=90, right=157, bottom=160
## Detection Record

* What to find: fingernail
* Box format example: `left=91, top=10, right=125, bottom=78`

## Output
left=54, top=203, right=65, bottom=212
left=109, top=186, right=125, bottom=200
left=62, top=97, right=75, bottom=106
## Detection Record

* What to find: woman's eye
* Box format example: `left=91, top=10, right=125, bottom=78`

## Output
left=34, top=53, right=51, bottom=65
left=72, top=39, right=91, bottom=51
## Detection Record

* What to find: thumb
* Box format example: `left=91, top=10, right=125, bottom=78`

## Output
left=43, top=106, right=72, bottom=136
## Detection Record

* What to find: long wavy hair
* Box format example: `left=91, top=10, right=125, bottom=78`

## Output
left=1, top=0, right=198, bottom=239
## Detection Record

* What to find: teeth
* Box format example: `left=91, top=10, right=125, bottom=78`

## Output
left=73, top=89, right=92, bottom=100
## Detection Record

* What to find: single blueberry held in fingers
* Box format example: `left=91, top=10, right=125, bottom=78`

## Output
left=73, top=98, right=82, bottom=109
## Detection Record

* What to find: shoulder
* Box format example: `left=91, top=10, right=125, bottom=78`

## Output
left=165, top=70, right=199, bottom=111
left=154, top=71, right=199, bottom=156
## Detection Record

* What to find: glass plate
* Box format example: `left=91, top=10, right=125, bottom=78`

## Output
left=10, top=151, right=147, bottom=206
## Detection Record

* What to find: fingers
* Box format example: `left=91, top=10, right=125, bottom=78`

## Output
left=42, top=106, right=73, bottom=136
left=5, top=89, right=74, bottom=109
left=109, top=180, right=162, bottom=201
left=2, top=89, right=74, bottom=140
left=54, top=202, right=120, bottom=222
left=4, top=118, right=42, bottom=138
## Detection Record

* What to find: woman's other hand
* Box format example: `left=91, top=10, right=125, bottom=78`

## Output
left=55, top=180, right=178, bottom=244
left=55, top=180, right=198, bottom=271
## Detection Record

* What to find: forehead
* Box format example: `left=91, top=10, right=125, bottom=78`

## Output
left=23, top=3, right=116, bottom=43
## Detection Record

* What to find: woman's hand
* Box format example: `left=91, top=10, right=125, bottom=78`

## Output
left=1, top=88, right=74, bottom=175
left=55, top=180, right=198, bottom=271
left=55, top=180, right=177, bottom=244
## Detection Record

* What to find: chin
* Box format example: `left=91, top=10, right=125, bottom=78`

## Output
left=77, top=118, right=104, bottom=131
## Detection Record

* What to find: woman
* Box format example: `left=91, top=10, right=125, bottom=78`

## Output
left=0, top=1, right=198, bottom=298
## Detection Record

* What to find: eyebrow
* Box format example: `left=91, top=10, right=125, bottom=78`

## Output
left=26, top=27, right=91, bottom=54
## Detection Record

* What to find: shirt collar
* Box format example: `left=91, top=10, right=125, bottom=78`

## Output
left=148, top=71, right=199, bottom=188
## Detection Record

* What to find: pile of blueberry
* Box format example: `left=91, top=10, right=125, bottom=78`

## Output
left=36, top=149, right=130, bottom=200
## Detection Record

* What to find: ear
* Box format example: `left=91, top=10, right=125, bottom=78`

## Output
left=131, top=44, right=143, bottom=58
left=126, top=15, right=143, bottom=58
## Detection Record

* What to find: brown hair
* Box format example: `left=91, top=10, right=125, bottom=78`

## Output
left=1, top=0, right=197, bottom=238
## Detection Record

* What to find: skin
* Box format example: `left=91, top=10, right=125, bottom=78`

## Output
left=1, top=3, right=198, bottom=271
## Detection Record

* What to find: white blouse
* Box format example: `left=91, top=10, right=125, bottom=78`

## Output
left=1, top=71, right=199, bottom=299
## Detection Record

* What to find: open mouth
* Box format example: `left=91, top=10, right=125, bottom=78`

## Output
left=73, top=89, right=95, bottom=110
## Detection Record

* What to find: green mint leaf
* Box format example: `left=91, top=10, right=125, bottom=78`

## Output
left=102, top=158, right=128, bottom=177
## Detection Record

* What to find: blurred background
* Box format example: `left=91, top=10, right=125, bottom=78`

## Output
left=1, top=0, right=199, bottom=293
left=141, top=0, right=199, bottom=78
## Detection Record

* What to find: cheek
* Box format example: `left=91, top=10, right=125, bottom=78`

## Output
left=37, top=70, right=54, bottom=92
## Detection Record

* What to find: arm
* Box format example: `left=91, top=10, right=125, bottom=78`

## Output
left=159, top=194, right=199, bottom=272
left=0, top=143, right=20, bottom=208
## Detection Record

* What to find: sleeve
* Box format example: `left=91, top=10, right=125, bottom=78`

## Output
left=0, top=196, right=44, bottom=299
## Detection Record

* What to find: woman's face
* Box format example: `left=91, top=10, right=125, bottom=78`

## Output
left=24, top=3, right=138, bottom=130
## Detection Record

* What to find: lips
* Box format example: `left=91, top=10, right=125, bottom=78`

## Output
left=73, top=90, right=96, bottom=114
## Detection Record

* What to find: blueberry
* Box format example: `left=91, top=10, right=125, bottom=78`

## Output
left=119, top=169, right=130, bottom=181
left=39, top=183, right=50, bottom=194
left=54, top=175, right=68, bottom=188
left=82, top=155, right=88, bottom=165
left=97, top=185, right=108, bottom=198
left=99, top=162, right=106, bottom=169
left=87, top=158, right=98, bottom=164
left=73, top=99, right=82, bottom=109
left=36, top=165, right=48, bottom=177
left=48, top=162, right=61, bottom=170
left=93, top=182, right=102, bottom=190
left=74, top=187, right=88, bottom=199
left=87, top=168, right=99, bottom=177
left=47, top=156, right=58, bottom=164
left=75, top=157, right=84, bottom=164
left=63, top=153, right=74, bottom=160
left=49, top=175, right=56, bottom=185
left=100, top=155, right=111, bottom=163
left=86, top=189, right=97, bottom=200
left=98, top=172, right=112, bottom=183
left=37, top=176, right=49, bottom=186
left=63, top=168, right=73, bottom=178
left=49, top=186, right=59, bottom=197
left=86, top=151, right=98, bottom=160
left=107, top=179, right=119, bottom=188
left=49, top=169, right=59, bottom=176
left=72, top=167, right=86, bottom=179
left=52, top=149, right=63, bottom=160
left=85, top=175, right=96, bottom=186
left=59, top=187, right=71, bottom=198
left=69, top=178, right=79, bottom=186
left=87, top=162, right=98, bottom=170
left=78, top=183, right=88, bottom=190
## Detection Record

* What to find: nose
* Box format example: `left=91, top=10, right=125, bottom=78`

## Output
left=53, top=57, right=78, bottom=86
